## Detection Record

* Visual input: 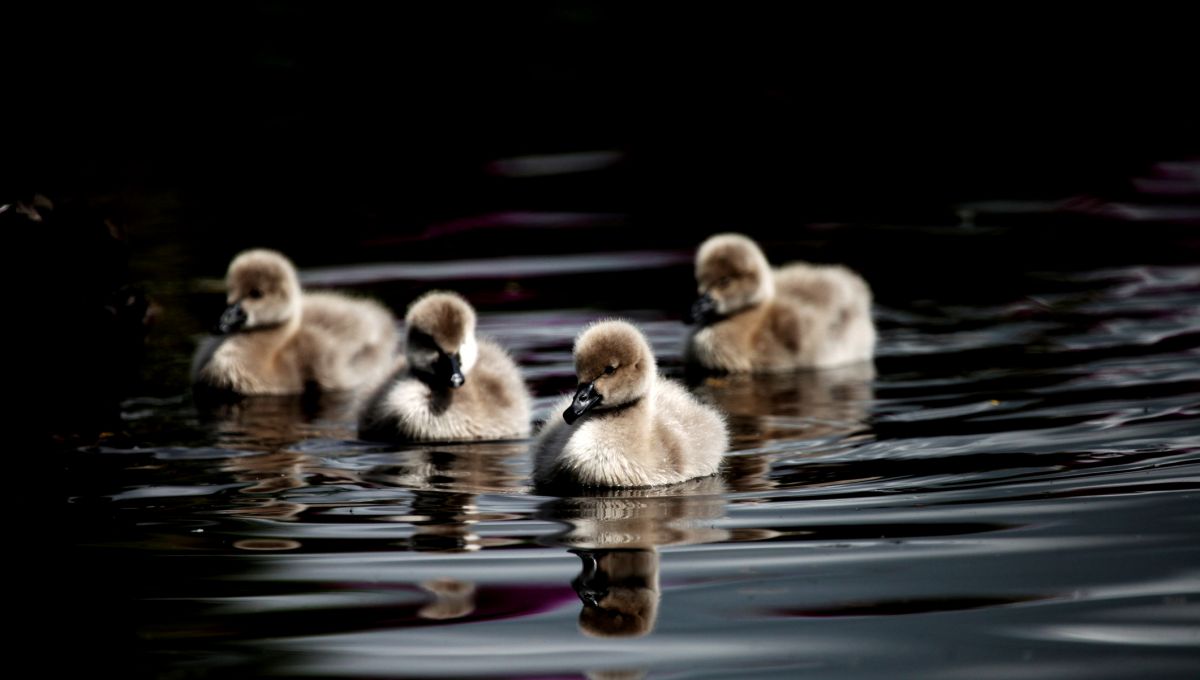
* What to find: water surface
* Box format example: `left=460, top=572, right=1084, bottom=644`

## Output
left=61, top=216, right=1199, bottom=678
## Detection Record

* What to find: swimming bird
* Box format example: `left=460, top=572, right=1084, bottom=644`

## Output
left=686, top=233, right=876, bottom=371
left=358, top=291, right=531, bottom=442
left=193, top=249, right=399, bottom=395
left=533, top=320, right=728, bottom=488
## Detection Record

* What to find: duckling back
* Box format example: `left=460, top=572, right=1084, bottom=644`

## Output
left=297, top=292, right=400, bottom=392
left=772, top=262, right=876, bottom=368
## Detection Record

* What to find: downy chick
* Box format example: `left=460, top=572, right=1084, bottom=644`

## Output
left=686, top=233, right=875, bottom=371
left=358, top=291, right=531, bottom=442
left=193, top=249, right=398, bottom=394
left=534, top=320, right=728, bottom=488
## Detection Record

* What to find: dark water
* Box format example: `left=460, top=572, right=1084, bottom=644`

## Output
left=59, top=205, right=1200, bottom=678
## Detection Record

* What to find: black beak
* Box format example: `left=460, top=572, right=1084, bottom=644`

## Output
left=437, top=352, right=465, bottom=389
left=563, top=382, right=602, bottom=424
left=687, top=293, right=719, bottom=325
left=572, top=551, right=608, bottom=608
left=217, top=302, right=247, bottom=334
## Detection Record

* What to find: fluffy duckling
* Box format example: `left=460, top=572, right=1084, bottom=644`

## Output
left=193, top=249, right=399, bottom=395
left=686, top=233, right=876, bottom=371
left=533, top=320, right=728, bottom=488
left=358, top=291, right=532, bottom=442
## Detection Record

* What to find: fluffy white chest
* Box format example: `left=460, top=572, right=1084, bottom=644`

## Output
left=557, top=418, right=672, bottom=487
left=385, top=380, right=479, bottom=440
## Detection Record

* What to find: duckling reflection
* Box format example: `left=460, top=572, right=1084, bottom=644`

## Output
left=217, top=440, right=379, bottom=521
left=362, top=443, right=527, bottom=553
left=540, top=477, right=729, bottom=639
left=572, top=549, right=659, bottom=638
left=194, top=390, right=368, bottom=519
left=693, top=362, right=875, bottom=446
left=418, top=578, right=477, bottom=620
left=362, top=443, right=526, bottom=494
left=200, top=388, right=367, bottom=452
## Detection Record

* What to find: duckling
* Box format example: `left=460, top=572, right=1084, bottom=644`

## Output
left=358, top=291, right=532, bottom=442
left=193, top=249, right=399, bottom=395
left=686, top=233, right=876, bottom=371
left=533, top=320, right=728, bottom=488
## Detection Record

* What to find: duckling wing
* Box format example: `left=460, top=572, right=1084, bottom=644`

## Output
left=302, top=292, right=398, bottom=348
left=301, top=292, right=400, bottom=389
left=652, top=380, right=728, bottom=479
left=468, top=339, right=533, bottom=437
left=775, top=263, right=872, bottom=313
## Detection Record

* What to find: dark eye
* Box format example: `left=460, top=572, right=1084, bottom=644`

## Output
left=248, top=288, right=263, bottom=299
left=604, top=365, right=616, bottom=375
left=716, top=276, right=731, bottom=288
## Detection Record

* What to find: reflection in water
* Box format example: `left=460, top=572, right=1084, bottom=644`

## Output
left=418, top=579, right=477, bottom=620
left=359, top=443, right=527, bottom=619
left=200, top=390, right=374, bottom=520
left=233, top=538, right=303, bottom=551
left=541, top=477, right=729, bottom=643
left=218, top=447, right=366, bottom=523
left=572, top=549, right=659, bottom=639
left=198, top=389, right=367, bottom=451
left=360, top=444, right=527, bottom=494
left=693, top=363, right=875, bottom=493
left=586, top=671, right=647, bottom=680
left=58, top=219, right=1200, bottom=678
left=693, top=362, right=875, bottom=446
left=543, top=477, right=729, bottom=549
left=218, top=450, right=319, bottom=521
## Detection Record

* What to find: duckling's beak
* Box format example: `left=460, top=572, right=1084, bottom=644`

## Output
left=572, top=551, right=608, bottom=607
left=687, top=293, right=719, bottom=325
left=564, top=382, right=602, bottom=424
left=437, top=352, right=465, bottom=389
left=217, top=302, right=248, bottom=334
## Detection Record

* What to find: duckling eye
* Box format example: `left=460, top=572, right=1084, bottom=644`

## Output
left=604, top=365, right=616, bottom=375
left=247, top=288, right=264, bottom=299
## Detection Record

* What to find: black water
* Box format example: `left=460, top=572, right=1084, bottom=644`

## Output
left=50, top=181, right=1200, bottom=678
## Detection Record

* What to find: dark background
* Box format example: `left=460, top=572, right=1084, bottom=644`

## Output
left=12, top=2, right=1198, bottom=435
left=9, top=3, right=1197, bottom=242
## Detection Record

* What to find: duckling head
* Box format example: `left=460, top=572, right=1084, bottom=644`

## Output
left=405, top=291, right=478, bottom=389
left=689, top=233, right=775, bottom=324
left=219, top=249, right=302, bottom=333
left=564, top=320, right=656, bottom=424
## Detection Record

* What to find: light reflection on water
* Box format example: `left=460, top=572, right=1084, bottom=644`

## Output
left=62, top=238, right=1200, bottom=678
